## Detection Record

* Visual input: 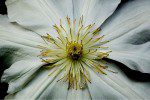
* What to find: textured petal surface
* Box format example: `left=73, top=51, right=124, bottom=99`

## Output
left=4, top=62, right=150, bottom=100
left=6, top=0, right=73, bottom=35
left=4, top=68, right=69, bottom=100
left=6, top=0, right=120, bottom=34
left=88, top=69, right=125, bottom=100
left=88, top=63, right=149, bottom=100
left=1, top=58, right=44, bottom=94
left=105, top=22, right=150, bottom=73
left=73, top=0, right=120, bottom=27
left=67, top=88, right=91, bottom=100
left=101, top=0, right=150, bottom=41
left=107, top=62, right=150, bottom=99
left=101, top=0, right=150, bottom=73
left=0, top=15, right=44, bottom=60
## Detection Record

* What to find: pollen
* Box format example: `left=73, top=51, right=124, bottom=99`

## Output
left=37, top=15, right=116, bottom=90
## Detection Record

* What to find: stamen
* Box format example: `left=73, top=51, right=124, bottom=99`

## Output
left=57, top=37, right=64, bottom=44
left=60, top=20, right=67, bottom=34
left=53, top=24, right=61, bottom=33
left=84, top=37, right=93, bottom=45
left=66, top=16, right=71, bottom=28
left=69, top=28, right=73, bottom=40
left=77, top=25, right=83, bottom=42
left=37, top=45, right=47, bottom=49
left=92, top=28, right=101, bottom=35
left=53, top=41, right=64, bottom=50
left=38, top=16, right=114, bottom=90
left=99, top=40, right=110, bottom=45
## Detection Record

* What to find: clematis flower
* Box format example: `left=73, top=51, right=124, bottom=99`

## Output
left=0, top=0, right=150, bottom=99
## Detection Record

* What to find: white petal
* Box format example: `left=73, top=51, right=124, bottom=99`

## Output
left=101, top=0, right=150, bottom=73
left=0, top=15, right=43, bottom=44
left=38, top=81, right=68, bottom=100
left=105, top=23, right=150, bottom=73
left=0, top=15, right=44, bottom=59
left=6, top=0, right=73, bottom=35
left=4, top=68, right=67, bottom=100
left=101, top=0, right=150, bottom=41
left=67, top=88, right=91, bottom=100
left=87, top=69, right=125, bottom=100
left=105, top=62, right=150, bottom=99
left=73, top=0, right=120, bottom=27
left=1, top=58, right=45, bottom=94
left=87, top=66, right=144, bottom=100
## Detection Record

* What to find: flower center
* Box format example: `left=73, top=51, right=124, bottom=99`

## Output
left=38, top=16, right=115, bottom=90
left=67, top=41, right=83, bottom=60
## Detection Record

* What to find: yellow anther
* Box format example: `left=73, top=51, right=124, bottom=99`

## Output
left=53, top=24, right=61, bottom=33
left=66, top=16, right=71, bottom=27
left=73, top=19, right=76, bottom=27
left=79, top=15, right=83, bottom=26
left=77, top=25, right=83, bottom=41
left=92, top=28, right=101, bottom=35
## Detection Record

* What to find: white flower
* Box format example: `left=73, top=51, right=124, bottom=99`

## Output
left=0, top=0, right=150, bottom=100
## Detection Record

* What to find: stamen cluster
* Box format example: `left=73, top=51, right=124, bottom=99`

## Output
left=38, top=16, right=112, bottom=89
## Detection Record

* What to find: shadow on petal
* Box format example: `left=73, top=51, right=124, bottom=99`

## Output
left=0, top=47, right=18, bottom=99
left=126, top=30, right=150, bottom=45
left=104, top=58, right=150, bottom=82
left=0, top=47, right=20, bottom=75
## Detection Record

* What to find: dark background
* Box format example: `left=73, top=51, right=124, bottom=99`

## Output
left=0, top=0, right=7, bottom=15
left=0, top=0, right=8, bottom=99
left=0, top=0, right=150, bottom=99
